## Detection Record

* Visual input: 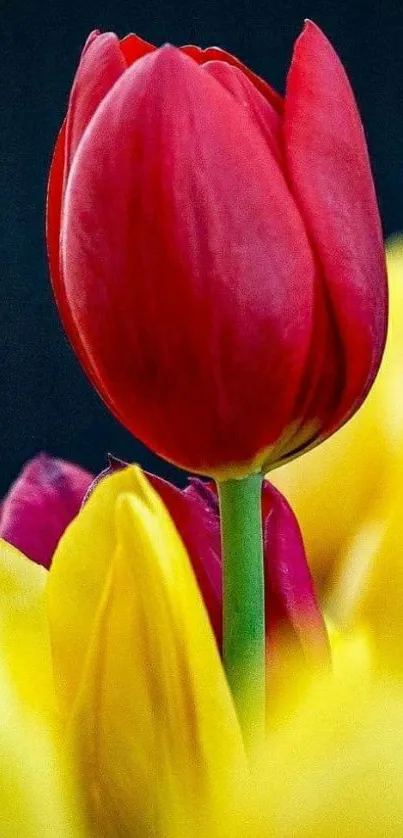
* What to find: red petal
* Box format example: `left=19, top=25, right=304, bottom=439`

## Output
left=46, top=31, right=126, bottom=387
left=47, top=122, right=113, bottom=407
left=119, top=33, right=156, bottom=66
left=202, top=60, right=284, bottom=165
left=0, top=455, right=93, bottom=568
left=65, top=32, right=126, bottom=171
left=46, top=119, right=67, bottom=325
left=61, top=45, right=316, bottom=473
left=181, top=44, right=283, bottom=114
left=284, top=21, right=387, bottom=433
left=262, top=482, right=330, bottom=663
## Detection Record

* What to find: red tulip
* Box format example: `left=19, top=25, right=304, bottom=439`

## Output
left=47, top=22, right=387, bottom=477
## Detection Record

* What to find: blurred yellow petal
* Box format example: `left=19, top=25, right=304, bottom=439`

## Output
left=327, top=464, right=403, bottom=674
left=249, top=675, right=403, bottom=837
left=0, top=539, right=56, bottom=722
left=272, top=238, right=403, bottom=586
left=0, top=655, right=84, bottom=837
left=49, top=468, right=246, bottom=836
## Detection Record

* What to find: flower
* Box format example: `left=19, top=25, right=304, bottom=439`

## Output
left=47, top=22, right=386, bottom=478
left=0, top=453, right=328, bottom=666
left=1, top=467, right=403, bottom=835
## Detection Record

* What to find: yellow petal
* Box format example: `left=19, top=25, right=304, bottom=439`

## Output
left=49, top=467, right=246, bottom=836
left=327, top=463, right=403, bottom=674
left=271, top=238, right=403, bottom=587
left=47, top=465, right=146, bottom=715
left=0, top=654, right=85, bottom=837
left=250, top=675, right=403, bottom=837
left=0, top=539, right=56, bottom=722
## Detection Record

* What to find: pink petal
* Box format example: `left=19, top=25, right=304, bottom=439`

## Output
left=0, top=454, right=93, bottom=568
left=65, top=32, right=126, bottom=172
left=181, top=44, right=283, bottom=113
left=202, top=60, right=284, bottom=165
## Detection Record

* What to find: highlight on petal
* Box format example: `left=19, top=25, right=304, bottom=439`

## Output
left=65, top=31, right=126, bottom=171
left=49, top=468, right=246, bottom=835
left=0, top=454, right=93, bottom=568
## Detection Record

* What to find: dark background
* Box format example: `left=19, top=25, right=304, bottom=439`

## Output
left=1, top=0, right=402, bottom=495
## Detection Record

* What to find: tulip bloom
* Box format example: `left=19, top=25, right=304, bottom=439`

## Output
left=0, top=453, right=328, bottom=665
left=47, top=22, right=387, bottom=477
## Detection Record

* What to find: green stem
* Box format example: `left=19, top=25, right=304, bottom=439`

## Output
left=217, top=473, right=265, bottom=749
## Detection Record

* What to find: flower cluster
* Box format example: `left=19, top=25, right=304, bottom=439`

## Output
left=0, top=18, right=398, bottom=836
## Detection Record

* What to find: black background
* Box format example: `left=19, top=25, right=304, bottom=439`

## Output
left=1, top=0, right=402, bottom=494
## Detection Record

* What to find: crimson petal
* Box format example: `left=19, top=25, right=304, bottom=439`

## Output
left=285, top=21, right=387, bottom=434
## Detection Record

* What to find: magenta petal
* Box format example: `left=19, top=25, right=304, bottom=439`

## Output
left=0, top=454, right=93, bottom=568
left=262, top=482, right=329, bottom=663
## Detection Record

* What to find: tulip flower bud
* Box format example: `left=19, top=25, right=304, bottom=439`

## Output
left=47, top=23, right=387, bottom=478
